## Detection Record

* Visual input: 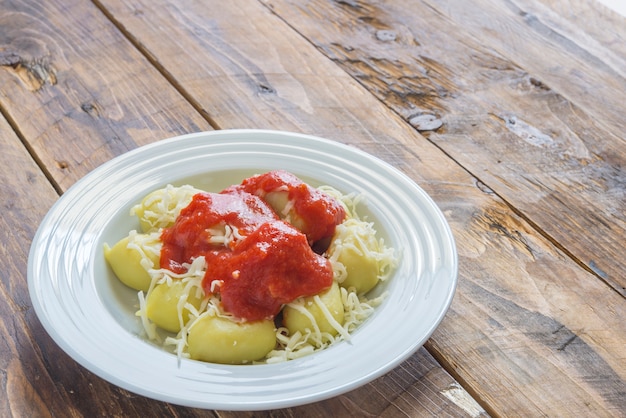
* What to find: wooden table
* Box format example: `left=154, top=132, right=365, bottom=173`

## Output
left=1, top=0, right=624, bottom=416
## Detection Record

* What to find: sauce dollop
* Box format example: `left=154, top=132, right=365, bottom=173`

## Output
left=224, top=170, right=345, bottom=244
left=205, top=221, right=333, bottom=321
left=159, top=192, right=276, bottom=274
left=159, top=172, right=345, bottom=321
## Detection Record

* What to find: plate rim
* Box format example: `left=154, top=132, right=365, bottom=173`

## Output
left=27, top=129, right=458, bottom=410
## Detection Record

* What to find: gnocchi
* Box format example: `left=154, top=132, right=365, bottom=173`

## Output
left=103, top=231, right=160, bottom=292
left=146, top=280, right=203, bottom=333
left=104, top=173, right=397, bottom=365
left=187, top=314, right=276, bottom=364
left=131, top=184, right=202, bottom=232
left=327, top=218, right=392, bottom=294
left=283, top=281, right=345, bottom=344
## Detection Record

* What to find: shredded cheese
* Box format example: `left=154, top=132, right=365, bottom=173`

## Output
left=126, top=230, right=162, bottom=270
left=125, top=183, right=398, bottom=364
left=207, top=223, right=244, bottom=249
left=130, top=184, right=200, bottom=231
left=327, top=219, right=398, bottom=284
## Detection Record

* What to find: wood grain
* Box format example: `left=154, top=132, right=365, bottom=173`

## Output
left=0, top=0, right=212, bottom=192
left=91, top=0, right=625, bottom=415
left=216, top=353, right=487, bottom=417
left=0, top=115, right=218, bottom=417
left=0, top=0, right=478, bottom=416
left=1, top=0, right=624, bottom=416
left=0, top=118, right=60, bottom=418
left=258, top=0, right=626, bottom=295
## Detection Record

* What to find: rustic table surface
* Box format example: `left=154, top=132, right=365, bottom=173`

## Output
left=1, top=0, right=624, bottom=416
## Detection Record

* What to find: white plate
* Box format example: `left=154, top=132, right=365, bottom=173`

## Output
left=28, top=129, right=457, bottom=410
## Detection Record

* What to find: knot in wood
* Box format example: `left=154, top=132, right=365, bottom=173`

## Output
left=409, top=113, right=443, bottom=131
left=376, top=30, right=397, bottom=42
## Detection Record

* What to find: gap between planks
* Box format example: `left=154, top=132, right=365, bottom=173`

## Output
left=0, top=103, right=64, bottom=196
left=90, top=0, right=222, bottom=131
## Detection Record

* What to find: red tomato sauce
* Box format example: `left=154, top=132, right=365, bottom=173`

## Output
left=205, top=221, right=333, bottom=321
left=159, top=191, right=277, bottom=274
left=159, top=172, right=344, bottom=321
left=223, top=170, right=345, bottom=244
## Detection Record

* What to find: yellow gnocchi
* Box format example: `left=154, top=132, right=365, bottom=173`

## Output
left=187, top=314, right=276, bottom=364
left=131, top=184, right=202, bottom=232
left=104, top=181, right=397, bottom=365
left=327, top=218, right=387, bottom=294
left=103, top=232, right=160, bottom=292
left=263, top=190, right=306, bottom=232
left=283, top=281, right=344, bottom=343
left=146, top=280, right=203, bottom=333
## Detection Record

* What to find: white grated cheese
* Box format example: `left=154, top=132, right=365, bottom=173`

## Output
left=207, top=223, right=244, bottom=248
left=125, top=230, right=162, bottom=270
left=327, top=218, right=398, bottom=285
left=130, top=184, right=200, bottom=232
left=313, top=294, right=352, bottom=341
left=137, top=290, right=158, bottom=341
left=124, top=182, right=398, bottom=365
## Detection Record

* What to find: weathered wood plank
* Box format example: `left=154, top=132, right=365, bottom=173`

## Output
left=216, top=352, right=487, bottom=417
left=0, top=118, right=63, bottom=418
left=92, top=0, right=626, bottom=416
left=527, top=0, right=626, bottom=61
left=0, top=0, right=477, bottom=416
left=429, top=0, right=626, bottom=133
left=0, top=0, right=212, bottom=192
left=0, top=0, right=217, bottom=416
left=258, top=0, right=626, bottom=295
left=0, top=116, right=219, bottom=417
